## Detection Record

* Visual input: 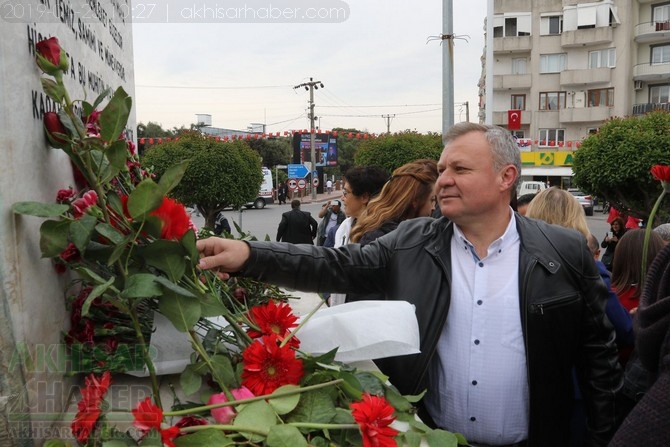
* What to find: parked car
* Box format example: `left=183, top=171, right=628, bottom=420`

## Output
left=568, top=188, right=594, bottom=216
left=517, top=181, right=547, bottom=198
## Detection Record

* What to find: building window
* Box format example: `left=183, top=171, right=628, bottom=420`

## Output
left=538, top=129, right=565, bottom=146
left=511, top=131, right=525, bottom=139
left=493, top=14, right=531, bottom=37
left=512, top=58, right=527, bottom=74
left=540, top=53, right=566, bottom=73
left=539, top=92, right=566, bottom=110
left=540, top=15, right=563, bottom=35
left=650, top=84, right=670, bottom=103
left=511, top=95, right=526, bottom=110
left=589, top=48, right=616, bottom=68
left=652, top=44, right=670, bottom=65
left=588, top=88, right=614, bottom=107
left=653, top=4, right=670, bottom=23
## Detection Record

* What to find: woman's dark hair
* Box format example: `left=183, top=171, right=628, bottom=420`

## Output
left=343, top=166, right=388, bottom=198
left=612, top=229, right=665, bottom=298
left=610, top=216, right=626, bottom=235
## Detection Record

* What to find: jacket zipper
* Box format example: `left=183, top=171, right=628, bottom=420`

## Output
left=529, top=294, right=580, bottom=315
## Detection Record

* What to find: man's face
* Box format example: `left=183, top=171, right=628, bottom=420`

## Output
left=435, top=131, right=513, bottom=225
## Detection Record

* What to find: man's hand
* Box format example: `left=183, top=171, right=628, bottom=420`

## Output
left=196, top=238, right=251, bottom=280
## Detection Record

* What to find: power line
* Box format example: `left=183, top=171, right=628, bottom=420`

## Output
left=135, top=84, right=292, bottom=90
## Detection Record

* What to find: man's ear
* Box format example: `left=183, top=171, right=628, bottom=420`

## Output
left=500, top=165, right=518, bottom=191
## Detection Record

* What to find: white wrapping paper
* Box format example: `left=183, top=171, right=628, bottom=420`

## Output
left=296, top=300, right=421, bottom=363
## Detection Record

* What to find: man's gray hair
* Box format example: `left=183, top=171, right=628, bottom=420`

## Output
left=443, top=123, right=522, bottom=190
left=653, top=223, right=670, bottom=242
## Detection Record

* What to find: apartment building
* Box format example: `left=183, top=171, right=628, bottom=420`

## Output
left=482, top=0, right=669, bottom=185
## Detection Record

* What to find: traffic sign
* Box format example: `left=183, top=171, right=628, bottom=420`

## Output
left=312, top=177, right=319, bottom=187
left=297, top=179, right=307, bottom=190
left=287, top=179, right=298, bottom=189
left=288, top=164, right=309, bottom=178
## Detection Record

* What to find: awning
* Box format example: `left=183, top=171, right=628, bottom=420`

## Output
left=521, top=166, right=574, bottom=176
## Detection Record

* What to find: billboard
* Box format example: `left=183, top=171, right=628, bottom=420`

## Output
left=292, top=133, right=338, bottom=167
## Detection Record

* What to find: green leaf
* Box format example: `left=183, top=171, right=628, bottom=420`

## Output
left=100, top=86, right=131, bottom=142
left=107, top=139, right=130, bottom=170
left=88, top=149, right=115, bottom=184
left=180, top=364, right=203, bottom=396
left=106, top=234, right=132, bottom=266
left=74, top=266, right=110, bottom=284
left=81, top=276, right=115, bottom=317
left=137, top=240, right=186, bottom=282
left=181, top=229, right=199, bottom=266
left=12, top=202, right=69, bottom=217
left=158, top=291, right=200, bottom=332
left=120, top=273, right=163, bottom=299
left=384, top=385, right=413, bottom=412
left=127, top=179, right=163, bottom=219
left=101, top=441, right=130, bottom=447
left=266, top=425, right=308, bottom=447
left=286, top=389, right=336, bottom=425
left=153, top=276, right=197, bottom=298
left=106, top=190, right=124, bottom=215
left=400, top=431, right=422, bottom=447
left=95, top=223, right=126, bottom=245
left=40, top=219, right=71, bottom=257
left=210, top=354, right=236, bottom=387
left=158, top=159, right=189, bottom=195
left=41, top=78, right=64, bottom=103
left=173, top=429, right=234, bottom=447
left=339, top=371, right=363, bottom=400
left=70, top=214, right=98, bottom=252
left=425, top=429, right=458, bottom=447
left=199, top=293, right=228, bottom=318
left=233, top=400, right=277, bottom=442
left=58, top=108, right=83, bottom=137
left=92, top=87, right=112, bottom=110
left=268, top=385, right=301, bottom=415
left=355, top=371, right=385, bottom=396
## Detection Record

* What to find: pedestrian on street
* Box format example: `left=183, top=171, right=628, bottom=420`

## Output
left=276, top=199, right=318, bottom=244
left=196, top=122, right=622, bottom=447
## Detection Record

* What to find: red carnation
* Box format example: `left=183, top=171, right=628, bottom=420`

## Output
left=132, top=397, right=164, bottom=432
left=151, top=197, right=191, bottom=240
left=241, top=334, right=304, bottom=396
left=71, top=371, right=111, bottom=443
left=350, top=393, right=400, bottom=447
left=56, top=188, right=76, bottom=203
left=43, top=111, right=68, bottom=148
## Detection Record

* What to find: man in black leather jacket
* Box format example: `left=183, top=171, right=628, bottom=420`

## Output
left=197, top=123, right=623, bottom=447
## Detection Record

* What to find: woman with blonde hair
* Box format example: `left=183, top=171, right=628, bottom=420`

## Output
left=349, top=158, right=438, bottom=245
left=525, top=187, right=590, bottom=238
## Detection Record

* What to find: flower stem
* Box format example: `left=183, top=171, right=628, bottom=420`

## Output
left=280, top=297, right=325, bottom=349
left=642, top=190, right=666, bottom=286
left=129, top=307, right=162, bottom=409
left=164, top=378, right=343, bottom=417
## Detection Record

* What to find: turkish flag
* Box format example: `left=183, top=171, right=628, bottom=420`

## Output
left=508, top=110, right=521, bottom=130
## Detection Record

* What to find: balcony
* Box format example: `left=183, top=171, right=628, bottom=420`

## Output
left=494, top=0, right=531, bottom=13
left=492, top=74, right=532, bottom=90
left=561, top=27, right=613, bottom=48
left=634, top=22, right=670, bottom=44
left=559, top=107, right=613, bottom=123
left=492, top=110, right=532, bottom=127
left=560, top=68, right=611, bottom=86
left=633, top=62, right=670, bottom=82
left=632, top=103, right=670, bottom=115
left=493, top=36, right=532, bottom=54
left=562, top=0, right=603, bottom=5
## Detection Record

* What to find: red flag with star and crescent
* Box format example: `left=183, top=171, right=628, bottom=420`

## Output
left=508, top=110, right=521, bottom=130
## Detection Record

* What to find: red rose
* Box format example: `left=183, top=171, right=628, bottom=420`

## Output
left=43, top=112, right=68, bottom=148
left=35, top=37, right=68, bottom=75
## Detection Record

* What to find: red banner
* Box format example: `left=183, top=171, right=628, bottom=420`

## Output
left=508, top=110, right=521, bottom=130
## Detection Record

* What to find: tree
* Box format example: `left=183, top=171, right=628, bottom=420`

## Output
left=137, top=121, right=175, bottom=138
left=247, top=137, right=292, bottom=169
left=354, top=131, right=443, bottom=173
left=572, top=110, right=670, bottom=223
left=333, top=127, right=364, bottom=175
left=141, top=131, right=263, bottom=228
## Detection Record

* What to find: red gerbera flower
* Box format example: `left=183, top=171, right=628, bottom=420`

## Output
left=132, top=397, right=164, bottom=432
left=247, top=301, right=300, bottom=348
left=160, top=425, right=181, bottom=447
left=651, top=164, right=670, bottom=182
left=241, top=334, right=304, bottom=396
left=350, top=393, right=400, bottom=447
left=71, top=371, right=112, bottom=443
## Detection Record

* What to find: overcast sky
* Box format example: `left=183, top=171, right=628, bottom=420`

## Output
left=131, top=0, right=487, bottom=135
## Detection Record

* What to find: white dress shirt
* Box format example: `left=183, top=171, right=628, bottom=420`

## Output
left=425, top=211, right=529, bottom=445
left=329, top=217, right=355, bottom=306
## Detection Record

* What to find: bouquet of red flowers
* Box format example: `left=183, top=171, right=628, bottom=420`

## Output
left=19, top=37, right=463, bottom=447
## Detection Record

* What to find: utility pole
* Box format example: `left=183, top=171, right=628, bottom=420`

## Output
left=381, top=114, right=395, bottom=134
left=293, top=77, right=324, bottom=200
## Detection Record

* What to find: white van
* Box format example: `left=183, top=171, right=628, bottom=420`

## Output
left=245, top=167, right=274, bottom=209
left=517, top=181, right=547, bottom=198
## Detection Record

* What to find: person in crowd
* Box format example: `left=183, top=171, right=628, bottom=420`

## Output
left=213, top=211, right=231, bottom=236
left=316, top=199, right=345, bottom=246
left=196, top=122, right=622, bottom=447
left=525, top=188, right=632, bottom=446
left=277, top=182, right=289, bottom=205
left=653, top=222, right=670, bottom=244
left=326, top=179, right=333, bottom=194
left=275, top=199, right=317, bottom=244
left=609, top=243, right=670, bottom=446
left=515, top=193, right=536, bottom=217
left=350, top=159, right=438, bottom=246
left=601, top=216, right=626, bottom=272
